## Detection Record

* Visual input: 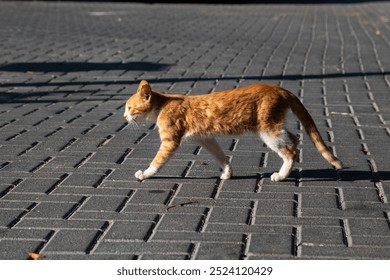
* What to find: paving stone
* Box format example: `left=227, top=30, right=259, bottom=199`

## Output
left=95, top=241, right=192, bottom=255
left=256, top=200, right=296, bottom=217
left=79, top=196, right=128, bottom=212
left=158, top=214, right=205, bottom=232
left=301, top=193, right=339, bottom=209
left=205, top=224, right=293, bottom=235
left=103, top=221, right=155, bottom=242
left=0, top=240, right=42, bottom=260
left=26, top=202, right=80, bottom=219
left=348, top=218, right=390, bottom=236
left=0, top=228, right=52, bottom=243
left=301, top=245, right=390, bottom=259
left=301, top=225, right=345, bottom=246
left=196, top=242, right=244, bottom=260
left=249, top=233, right=294, bottom=256
left=343, top=188, right=382, bottom=203
left=12, top=178, right=60, bottom=194
left=208, top=207, right=251, bottom=224
left=177, top=183, right=216, bottom=198
left=129, top=189, right=174, bottom=205
left=351, top=235, right=390, bottom=247
left=0, top=209, right=27, bottom=227
left=140, top=253, right=189, bottom=260
left=61, top=172, right=108, bottom=188
left=152, top=231, right=244, bottom=243
left=43, top=229, right=100, bottom=253
left=14, top=219, right=107, bottom=231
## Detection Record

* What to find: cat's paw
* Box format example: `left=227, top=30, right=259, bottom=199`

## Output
left=220, top=173, right=231, bottom=180
left=271, top=172, right=286, bottom=182
left=135, top=166, right=158, bottom=181
left=220, top=165, right=232, bottom=180
left=135, top=170, right=146, bottom=181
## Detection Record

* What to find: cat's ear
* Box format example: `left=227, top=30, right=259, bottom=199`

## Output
left=137, top=80, right=152, bottom=101
left=137, top=80, right=150, bottom=92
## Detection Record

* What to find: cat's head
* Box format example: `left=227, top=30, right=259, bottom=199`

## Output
left=124, top=80, right=157, bottom=123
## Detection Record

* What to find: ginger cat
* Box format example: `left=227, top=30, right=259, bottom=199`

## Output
left=124, top=80, right=343, bottom=182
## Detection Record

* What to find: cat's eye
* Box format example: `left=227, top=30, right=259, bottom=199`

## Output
left=131, top=108, right=140, bottom=115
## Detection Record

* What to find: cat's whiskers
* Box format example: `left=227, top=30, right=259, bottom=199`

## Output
left=128, top=119, right=140, bottom=130
left=132, top=119, right=140, bottom=129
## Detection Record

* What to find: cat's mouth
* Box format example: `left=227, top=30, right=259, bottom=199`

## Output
left=124, top=114, right=140, bottom=129
left=124, top=112, right=135, bottom=121
left=126, top=111, right=144, bottom=122
left=125, top=115, right=136, bottom=122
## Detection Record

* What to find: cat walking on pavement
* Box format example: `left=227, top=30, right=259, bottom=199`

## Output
left=124, top=80, right=343, bottom=182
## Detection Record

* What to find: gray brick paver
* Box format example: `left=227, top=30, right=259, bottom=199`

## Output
left=0, top=1, right=390, bottom=260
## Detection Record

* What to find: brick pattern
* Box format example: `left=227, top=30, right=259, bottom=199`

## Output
left=0, top=2, right=390, bottom=259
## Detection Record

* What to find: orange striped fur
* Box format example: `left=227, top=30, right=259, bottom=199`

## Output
left=124, top=80, right=343, bottom=181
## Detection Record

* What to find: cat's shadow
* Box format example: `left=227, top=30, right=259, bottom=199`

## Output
left=152, top=168, right=390, bottom=182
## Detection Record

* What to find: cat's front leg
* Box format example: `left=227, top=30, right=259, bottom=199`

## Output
left=135, top=166, right=159, bottom=181
left=135, top=137, right=180, bottom=181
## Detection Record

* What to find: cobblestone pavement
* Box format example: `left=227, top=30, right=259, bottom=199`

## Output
left=0, top=1, right=390, bottom=260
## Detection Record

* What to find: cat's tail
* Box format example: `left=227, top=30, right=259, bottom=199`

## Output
left=287, top=91, right=343, bottom=170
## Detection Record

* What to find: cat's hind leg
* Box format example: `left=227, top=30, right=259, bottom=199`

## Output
left=260, top=130, right=298, bottom=182
left=193, top=136, right=232, bottom=179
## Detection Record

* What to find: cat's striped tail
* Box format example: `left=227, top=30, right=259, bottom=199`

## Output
left=287, top=91, right=343, bottom=170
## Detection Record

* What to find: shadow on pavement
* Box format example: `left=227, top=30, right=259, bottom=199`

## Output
left=0, top=61, right=388, bottom=88
left=0, top=61, right=171, bottom=73
left=152, top=169, right=390, bottom=182
left=0, top=61, right=389, bottom=104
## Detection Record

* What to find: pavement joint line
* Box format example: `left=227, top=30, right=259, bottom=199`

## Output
left=115, top=190, right=135, bottom=213
left=341, top=219, right=353, bottom=248
left=8, top=202, right=39, bottom=229
left=46, top=174, right=70, bottom=195
left=86, top=221, right=111, bottom=255
left=241, top=233, right=252, bottom=260
left=63, top=196, right=89, bottom=220
left=248, top=201, right=258, bottom=226
left=143, top=215, right=163, bottom=243
left=336, top=188, right=346, bottom=211
left=375, top=182, right=387, bottom=204
left=293, top=226, right=302, bottom=258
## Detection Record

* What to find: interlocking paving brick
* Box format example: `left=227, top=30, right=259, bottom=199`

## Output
left=43, top=229, right=101, bottom=253
left=103, top=221, right=155, bottom=242
left=94, top=241, right=193, bottom=256
left=256, top=200, right=296, bottom=217
left=26, top=202, right=80, bottom=219
left=196, top=242, right=245, bottom=260
left=0, top=240, right=43, bottom=260
left=1, top=1, right=390, bottom=260
left=79, top=196, right=128, bottom=212
left=348, top=218, right=390, bottom=236
left=158, top=214, right=205, bottom=232
left=301, top=225, right=345, bottom=246
left=208, top=207, right=251, bottom=224
left=12, top=178, right=60, bottom=194
left=249, top=233, right=295, bottom=256
left=0, top=209, right=27, bottom=227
